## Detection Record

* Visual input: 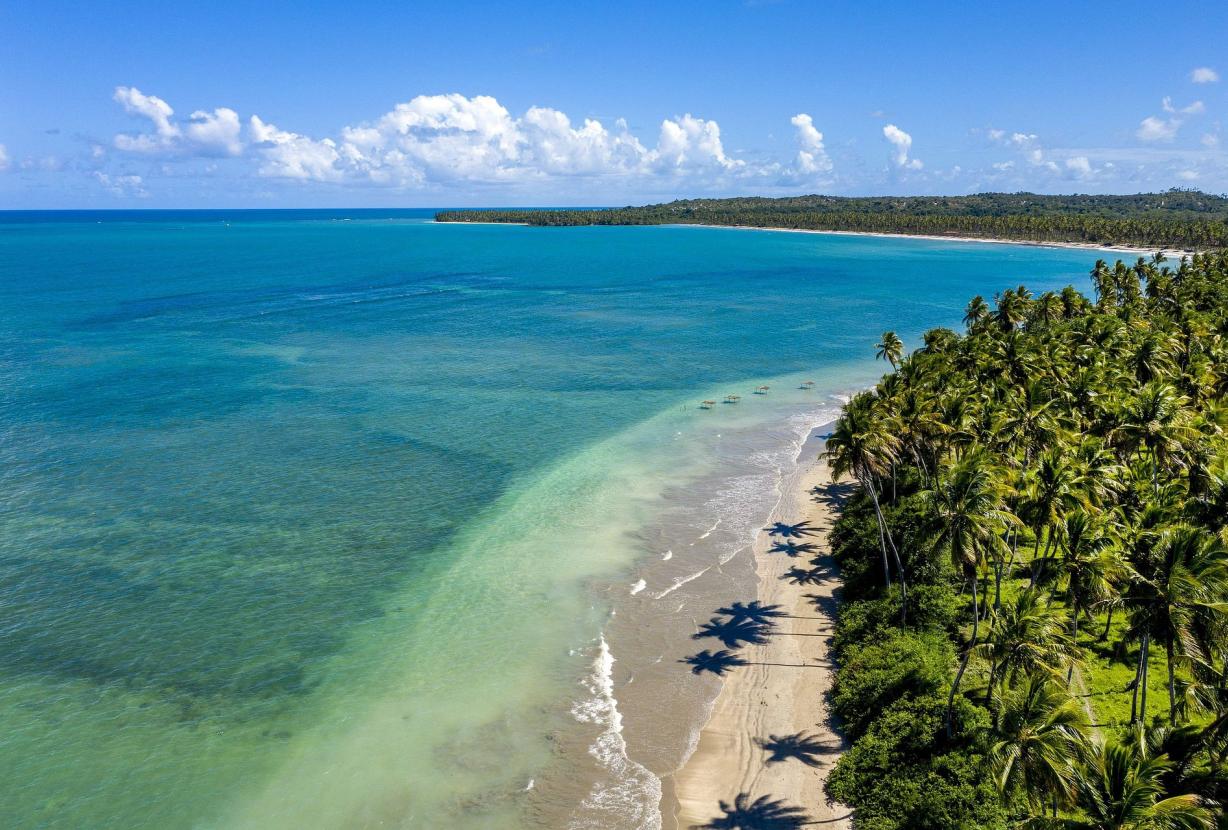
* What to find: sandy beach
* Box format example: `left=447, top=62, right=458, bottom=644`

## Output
left=680, top=223, right=1194, bottom=257
left=663, top=429, right=852, bottom=830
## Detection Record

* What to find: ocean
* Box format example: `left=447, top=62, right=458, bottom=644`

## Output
left=0, top=210, right=1103, bottom=828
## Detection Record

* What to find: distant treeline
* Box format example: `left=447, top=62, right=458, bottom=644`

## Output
left=435, top=191, right=1228, bottom=249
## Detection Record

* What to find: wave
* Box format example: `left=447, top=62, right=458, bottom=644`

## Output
left=568, top=637, right=663, bottom=830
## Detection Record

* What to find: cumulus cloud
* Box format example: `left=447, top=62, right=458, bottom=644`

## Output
left=1191, top=67, right=1220, bottom=84
left=1137, top=97, right=1205, bottom=142
left=1064, top=156, right=1093, bottom=178
left=113, top=86, right=242, bottom=157
left=0, top=144, right=8, bottom=172
left=249, top=116, right=343, bottom=181
left=93, top=171, right=148, bottom=197
left=1137, top=115, right=1181, bottom=142
left=986, top=129, right=1104, bottom=181
left=790, top=113, right=832, bottom=176
left=1161, top=97, right=1204, bottom=115
left=882, top=124, right=922, bottom=169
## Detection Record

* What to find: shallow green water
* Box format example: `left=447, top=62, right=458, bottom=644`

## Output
left=0, top=211, right=1105, bottom=827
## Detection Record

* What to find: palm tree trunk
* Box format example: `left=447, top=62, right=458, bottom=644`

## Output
left=1167, top=637, right=1176, bottom=724
left=1067, top=603, right=1079, bottom=686
left=864, top=474, right=892, bottom=591
left=1140, top=632, right=1151, bottom=723
left=869, top=475, right=908, bottom=623
left=1131, top=634, right=1146, bottom=723
left=946, top=578, right=979, bottom=738
left=1100, top=605, right=1114, bottom=641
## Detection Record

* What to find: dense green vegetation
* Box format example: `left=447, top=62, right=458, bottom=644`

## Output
left=821, top=252, right=1228, bottom=828
left=436, top=191, right=1228, bottom=249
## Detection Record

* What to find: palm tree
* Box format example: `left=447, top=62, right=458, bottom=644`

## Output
left=977, top=589, right=1081, bottom=719
left=965, top=295, right=991, bottom=330
left=824, top=392, right=907, bottom=610
left=1059, top=510, right=1128, bottom=671
left=1127, top=525, right=1228, bottom=723
left=990, top=675, right=1090, bottom=814
left=1064, top=740, right=1214, bottom=829
left=925, top=450, right=1016, bottom=735
left=876, top=330, right=904, bottom=370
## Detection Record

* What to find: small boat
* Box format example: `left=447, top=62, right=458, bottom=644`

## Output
left=724, top=394, right=741, bottom=403
left=754, top=385, right=770, bottom=394
left=699, top=400, right=716, bottom=409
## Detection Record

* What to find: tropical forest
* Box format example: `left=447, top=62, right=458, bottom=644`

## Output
left=435, top=191, right=1228, bottom=249
left=820, top=251, right=1228, bottom=828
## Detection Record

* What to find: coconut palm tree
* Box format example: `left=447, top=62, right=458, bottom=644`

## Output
left=824, top=392, right=907, bottom=607
left=977, top=589, right=1081, bottom=719
left=876, top=330, right=904, bottom=370
left=965, top=295, right=991, bottom=330
left=1064, top=740, right=1214, bottom=829
left=990, top=675, right=1090, bottom=814
left=1127, top=525, right=1228, bottom=723
left=925, top=450, right=1016, bottom=735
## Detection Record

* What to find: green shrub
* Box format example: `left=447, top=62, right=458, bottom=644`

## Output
left=826, top=693, right=1003, bottom=830
left=830, top=631, right=953, bottom=739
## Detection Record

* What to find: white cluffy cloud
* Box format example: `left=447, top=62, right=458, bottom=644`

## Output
left=1136, top=97, right=1204, bottom=142
left=790, top=113, right=832, bottom=176
left=92, top=171, right=148, bottom=197
left=1191, top=67, right=1220, bottom=84
left=113, top=86, right=242, bottom=156
left=882, top=124, right=922, bottom=169
left=112, top=89, right=831, bottom=189
left=986, top=129, right=1101, bottom=181
left=0, top=143, right=9, bottom=171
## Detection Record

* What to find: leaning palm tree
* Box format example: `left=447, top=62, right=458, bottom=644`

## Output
left=1127, top=525, right=1228, bottom=723
left=990, top=675, right=1090, bottom=815
left=1059, top=510, right=1129, bottom=667
left=876, top=330, right=904, bottom=370
left=965, top=295, right=991, bottom=330
left=823, top=392, right=906, bottom=608
left=978, top=588, right=1081, bottom=719
left=1063, top=740, right=1214, bottom=829
left=925, top=449, right=1016, bottom=735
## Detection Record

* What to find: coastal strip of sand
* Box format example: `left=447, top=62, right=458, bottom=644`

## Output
left=676, top=223, right=1194, bottom=257
left=663, top=428, right=853, bottom=830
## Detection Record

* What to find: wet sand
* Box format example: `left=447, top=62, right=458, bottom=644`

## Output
left=664, top=431, right=852, bottom=829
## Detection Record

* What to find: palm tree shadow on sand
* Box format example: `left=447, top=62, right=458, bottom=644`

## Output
left=681, top=649, right=748, bottom=676
left=764, top=521, right=819, bottom=539
left=755, top=732, right=841, bottom=767
left=768, top=540, right=820, bottom=557
left=714, top=601, right=787, bottom=624
left=694, top=616, right=775, bottom=649
left=781, top=566, right=828, bottom=586
left=695, top=793, right=814, bottom=829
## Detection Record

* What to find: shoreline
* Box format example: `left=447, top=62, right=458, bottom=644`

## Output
left=679, top=223, right=1193, bottom=257
left=433, top=218, right=1196, bottom=256
left=662, top=425, right=852, bottom=829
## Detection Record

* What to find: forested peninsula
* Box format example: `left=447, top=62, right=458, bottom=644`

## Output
left=435, top=191, right=1228, bottom=250
left=821, top=251, right=1228, bottom=828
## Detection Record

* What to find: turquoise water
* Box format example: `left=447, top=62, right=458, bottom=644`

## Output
left=0, top=211, right=1102, bottom=828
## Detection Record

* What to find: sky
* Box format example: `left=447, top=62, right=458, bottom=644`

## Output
left=1, top=0, right=1226, bottom=208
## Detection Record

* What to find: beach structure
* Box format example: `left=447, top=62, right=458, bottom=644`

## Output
left=754, top=385, right=770, bottom=394
left=801, top=380, right=816, bottom=389
left=699, top=400, right=716, bottom=409
left=724, top=394, right=741, bottom=403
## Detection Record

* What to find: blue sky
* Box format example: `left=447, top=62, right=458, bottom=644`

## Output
left=1, top=0, right=1225, bottom=207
